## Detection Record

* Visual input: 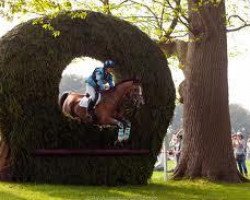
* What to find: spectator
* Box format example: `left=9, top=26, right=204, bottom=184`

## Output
left=235, top=132, right=248, bottom=176
left=175, top=129, right=183, bottom=164
left=231, top=133, right=237, bottom=157
left=247, top=138, right=250, bottom=159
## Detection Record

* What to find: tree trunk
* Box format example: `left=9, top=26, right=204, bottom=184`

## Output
left=158, top=39, right=188, bottom=69
left=173, top=0, right=246, bottom=182
left=0, top=140, right=11, bottom=181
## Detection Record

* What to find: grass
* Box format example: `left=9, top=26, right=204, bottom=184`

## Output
left=0, top=161, right=250, bottom=200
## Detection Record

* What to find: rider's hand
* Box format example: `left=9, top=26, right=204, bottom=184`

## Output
left=104, top=84, right=109, bottom=90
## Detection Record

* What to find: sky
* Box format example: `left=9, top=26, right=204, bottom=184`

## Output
left=0, top=15, right=250, bottom=111
left=227, top=29, right=250, bottom=111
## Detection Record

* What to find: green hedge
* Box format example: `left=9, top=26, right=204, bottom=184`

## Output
left=0, top=11, right=175, bottom=185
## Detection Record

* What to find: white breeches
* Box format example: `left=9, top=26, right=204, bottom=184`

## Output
left=85, top=83, right=101, bottom=104
left=85, top=84, right=96, bottom=101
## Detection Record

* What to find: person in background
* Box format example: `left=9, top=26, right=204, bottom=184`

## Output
left=247, top=138, right=250, bottom=160
left=231, top=133, right=238, bottom=157
left=175, top=129, right=183, bottom=164
left=85, top=60, right=116, bottom=118
left=235, top=132, right=248, bottom=176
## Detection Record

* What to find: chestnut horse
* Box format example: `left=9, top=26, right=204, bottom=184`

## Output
left=59, top=80, right=144, bottom=140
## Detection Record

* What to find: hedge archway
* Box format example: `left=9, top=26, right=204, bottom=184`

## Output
left=0, top=11, right=175, bottom=185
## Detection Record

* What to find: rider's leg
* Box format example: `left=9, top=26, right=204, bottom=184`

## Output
left=87, top=99, right=95, bottom=113
left=85, top=84, right=98, bottom=116
left=85, top=84, right=96, bottom=101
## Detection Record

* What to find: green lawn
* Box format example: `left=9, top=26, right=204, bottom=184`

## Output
left=0, top=161, right=250, bottom=200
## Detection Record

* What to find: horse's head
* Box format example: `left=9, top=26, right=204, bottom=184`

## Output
left=102, top=80, right=145, bottom=110
left=127, top=82, right=145, bottom=109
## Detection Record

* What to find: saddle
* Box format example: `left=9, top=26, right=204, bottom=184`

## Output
left=79, top=94, right=91, bottom=108
left=79, top=93, right=101, bottom=108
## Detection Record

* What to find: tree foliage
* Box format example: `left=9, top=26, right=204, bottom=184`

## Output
left=169, top=103, right=250, bottom=137
left=0, top=0, right=188, bottom=39
left=1, top=0, right=249, bottom=39
left=230, top=104, right=250, bottom=134
left=1, top=0, right=249, bottom=63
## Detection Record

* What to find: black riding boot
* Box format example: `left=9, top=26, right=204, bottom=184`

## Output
left=87, top=100, right=96, bottom=121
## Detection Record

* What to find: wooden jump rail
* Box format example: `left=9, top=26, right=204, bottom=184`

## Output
left=33, top=149, right=151, bottom=156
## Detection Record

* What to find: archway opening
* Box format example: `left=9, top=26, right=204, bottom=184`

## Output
left=59, top=57, right=102, bottom=96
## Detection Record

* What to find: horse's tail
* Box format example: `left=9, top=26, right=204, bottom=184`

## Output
left=58, top=92, right=69, bottom=109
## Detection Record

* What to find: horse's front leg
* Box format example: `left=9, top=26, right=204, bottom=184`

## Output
left=110, top=119, right=125, bottom=142
left=100, top=117, right=124, bottom=129
left=100, top=117, right=126, bottom=144
left=118, top=118, right=131, bottom=141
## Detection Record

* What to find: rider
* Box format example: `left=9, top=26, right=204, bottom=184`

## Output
left=85, top=59, right=116, bottom=118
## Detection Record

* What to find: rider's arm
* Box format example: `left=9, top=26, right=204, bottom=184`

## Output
left=107, top=74, right=115, bottom=88
left=95, top=70, right=106, bottom=90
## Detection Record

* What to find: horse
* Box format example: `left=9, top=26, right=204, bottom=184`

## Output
left=59, top=80, right=144, bottom=141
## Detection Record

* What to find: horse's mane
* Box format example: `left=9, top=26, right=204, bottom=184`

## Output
left=115, top=79, right=141, bottom=86
left=102, top=79, right=140, bottom=95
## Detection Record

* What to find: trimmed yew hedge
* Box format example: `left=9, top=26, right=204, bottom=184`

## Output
left=0, top=11, right=175, bottom=185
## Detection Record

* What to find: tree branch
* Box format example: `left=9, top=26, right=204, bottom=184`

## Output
left=100, top=0, right=111, bottom=15
left=227, top=24, right=250, bottom=32
left=165, top=0, right=189, bottom=22
left=178, top=16, right=190, bottom=29
left=127, top=0, right=161, bottom=28
left=164, top=0, right=181, bottom=38
left=159, top=0, right=166, bottom=31
left=117, top=0, right=131, bottom=7
left=122, top=15, right=159, bottom=20
left=227, top=14, right=250, bottom=32
left=171, top=32, right=189, bottom=38
left=228, top=14, right=247, bottom=23
left=163, top=0, right=192, bottom=37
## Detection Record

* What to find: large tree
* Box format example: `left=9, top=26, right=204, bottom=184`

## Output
left=172, top=0, right=245, bottom=182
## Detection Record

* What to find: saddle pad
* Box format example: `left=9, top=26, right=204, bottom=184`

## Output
left=79, top=96, right=90, bottom=108
left=79, top=94, right=101, bottom=108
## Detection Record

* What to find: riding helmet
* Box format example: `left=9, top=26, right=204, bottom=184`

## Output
left=103, top=60, right=116, bottom=68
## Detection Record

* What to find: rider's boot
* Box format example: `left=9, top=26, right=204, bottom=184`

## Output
left=86, top=100, right=95, bottom=121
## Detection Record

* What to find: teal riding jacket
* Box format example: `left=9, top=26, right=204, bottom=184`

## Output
left=86, top=67, right=115, bottom=91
